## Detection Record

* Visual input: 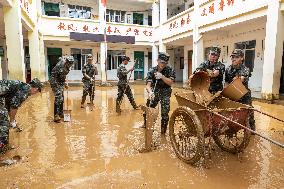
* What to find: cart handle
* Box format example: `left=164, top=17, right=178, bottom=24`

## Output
left=211, top=111, right=284, bottom=149
left=253, top=108, right=284, bottom=123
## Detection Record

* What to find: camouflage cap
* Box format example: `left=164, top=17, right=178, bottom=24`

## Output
left=230, top=49, right=244, bottom=57
left=29, top=78, right=43, bottom=92
left=158, top=52, right=170, bottom=63
left=121, top=55, right=130, bottom=62
left=209, top=46, right=221, bottom=56
left=87, top=54, right=93, bottom=59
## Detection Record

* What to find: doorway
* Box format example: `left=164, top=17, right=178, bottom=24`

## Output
left=134, top=51, right=144, bottom=80
left=47, top=48, right=62, bottom=79
left=188, top=50, right=193, bottom=78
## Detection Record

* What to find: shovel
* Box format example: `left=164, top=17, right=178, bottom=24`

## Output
left=140, top=80, right=159, bottom=152
left=63, top=83, right=71, bottom=122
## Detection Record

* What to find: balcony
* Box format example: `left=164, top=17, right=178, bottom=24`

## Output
left=40, top=16, right=153, bottom=44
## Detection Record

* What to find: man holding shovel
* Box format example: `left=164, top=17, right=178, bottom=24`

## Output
left=0, top=78, right=43, bottom=153
left=50, top=56, right=74, bottom=123
left=143, top=52, right=176, bottom=135
left=115, top=55, right=139, bottom=114
left=225, top=49, right=255, bottom=131
left=81, top=54, right=98, bottom=108
left=192, top=46, right=225, bottom=94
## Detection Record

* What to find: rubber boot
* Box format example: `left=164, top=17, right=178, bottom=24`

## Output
left=54, top=115, right=61, bottom=123
left=59, top=102, right=64, bottom=118
left=131, top=101, right=139, bottom=110
left=81, top=96, right=86, bottom=108
left=116, top=101, right=121, bottom=114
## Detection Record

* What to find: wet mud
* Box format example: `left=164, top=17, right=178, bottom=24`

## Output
left=0, top=85, right=283, bottom=188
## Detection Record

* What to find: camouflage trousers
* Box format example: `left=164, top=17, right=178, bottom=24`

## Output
left=50, top=82, right=64, bottom=117
left=0, top=97, right=9, bottom=144
left=239, top=91, right=255, bottom=131
left=82, top=81, right=95, bottom=104
left=143, top=91, right=171, bottom=131
left=116, top=84, right=137, bottom=108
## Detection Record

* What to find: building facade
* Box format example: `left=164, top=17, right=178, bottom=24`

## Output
left=0, top=0, right=283, bottom=100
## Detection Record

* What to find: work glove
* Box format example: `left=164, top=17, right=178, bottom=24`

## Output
left=206, top=69, right=214, bottom=77
left=155, top=72, right=163, bottom=80
left=10, top=120, right=17, bottom=129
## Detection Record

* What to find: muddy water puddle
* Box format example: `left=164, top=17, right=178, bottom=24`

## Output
left=0, top=86, right=283, bottom=188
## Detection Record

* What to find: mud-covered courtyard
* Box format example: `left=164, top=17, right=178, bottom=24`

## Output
left=0, top=85, right=283, bottom=189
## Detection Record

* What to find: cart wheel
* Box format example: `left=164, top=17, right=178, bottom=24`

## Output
left=213, top=118, right=251, bottom=154
left=169, top=106, right=204, bottom=164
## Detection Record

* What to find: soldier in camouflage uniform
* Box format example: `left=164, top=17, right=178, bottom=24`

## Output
left=116, top=55, right=139, bottom=114
left=50, top=56, right=74, bottom=123
left=81, top=54, right=98, bottom=108
left=144, top=52, right=176, bottom=135
left=192, top=46, right=225, bottom=94
left=225, top=49, right=255, bottom=131
left=0, top=78, right=43, bottom=152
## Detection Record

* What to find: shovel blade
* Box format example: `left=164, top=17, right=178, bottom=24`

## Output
left=63, top=110, right=71, bottom=122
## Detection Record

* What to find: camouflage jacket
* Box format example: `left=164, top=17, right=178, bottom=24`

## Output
left=225, top=64, right=251, bottom=89
left=82, top=63, right=97, bottom=82
left=117, top=64, right=129, bottom=85
left=50, top=60, right=71, bottom=86
left=0, top=80, right=30, bottom=109
left=146, top=66, right=176, bottom=94
left=194, top=60, right=225, bottom=92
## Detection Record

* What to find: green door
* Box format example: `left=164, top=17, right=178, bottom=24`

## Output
left=47, top=48, right=62, bottom=78
left=133, top=13, right=144, bottom=25
left=134, top=51, right=144, bottom=80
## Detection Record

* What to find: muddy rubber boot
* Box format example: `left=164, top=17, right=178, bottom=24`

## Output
left=81, top=96, right=86, bottom=108
left=54, top=115, right=61, bottom=123
left=161, top=125, right=167, bottom=135
left=116, top=101, right=121, bottom=115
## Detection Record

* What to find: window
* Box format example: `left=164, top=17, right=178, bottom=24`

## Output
left=68, top=4, right=92, bottom=19
left=43, top=2, right=60, bottom=17
left=106, top=9, right=127, bottom=23
left=71, top=48, right=92, bottom=70
left=133, top=13, right=144, bottom=25
left=107, top=51, right=125, bottom=70
left=234, top=40, right=256, bottom=72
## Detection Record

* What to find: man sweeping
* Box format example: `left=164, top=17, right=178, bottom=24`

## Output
left=115, top=55, right=139, bottom=114
left=50, top=56, right=74, bottom=123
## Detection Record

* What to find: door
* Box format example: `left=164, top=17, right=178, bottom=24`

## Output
left=188, top=50, right=193, bottom=78
left=134, top=51, right=144, bottom=80
left=47, top=48, right=62, bottom=79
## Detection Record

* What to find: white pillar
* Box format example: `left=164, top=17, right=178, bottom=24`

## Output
left=192, top=1, right=204, bottom=71
left=159, top=42, right=166, bottom=53
left=39, top=35, right=46, bottom=81
left=183, top=46, right=189, bottom=83
left=99, top=0, right=107, bottom=84
left=3, top=3, right=25, bottom=81
left=144, top=50, right=149, bottom=79
left=152, top=45, right=158, bottom=67
left=29, top=29, right=41, bottom=79
left=160, top=0, right=167, bottom=24
left=100, top=43, right=107, bottom=83
left=261, top=1, right=284, bottom=100
left=152, top=1, right=159, bottom=27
